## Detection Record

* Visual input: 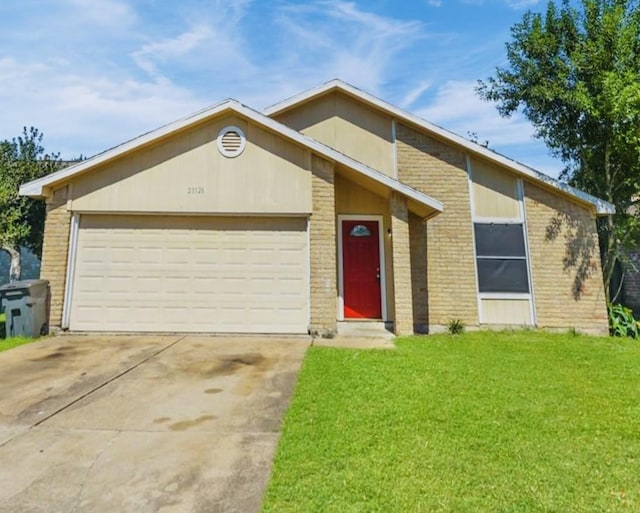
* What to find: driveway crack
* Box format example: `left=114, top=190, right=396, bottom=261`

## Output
left=70, top=430, right=122, bottom=513
left=32, top=336, right=187, bottom=429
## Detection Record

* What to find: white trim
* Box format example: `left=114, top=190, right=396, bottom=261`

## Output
left=61, top=213, right=80, bottom=329
left=337, top=218, right=344, bottom=320
left=19, top=99, right=443, bottom=217
left=216, top=125, right=246, bottom=158
left=477, top=255, right=527, bottom=260
left=264, top=79, right=614, bottom=215
left=391, top=120, right=398, bottom=179
left=337, top=215, right=387, bottom=322
left=518, top=178, right=537, bottom=325
left=473, top=216, right=524, bottom=224
left=466, top=154, right=483, bottom=324
left=68, top=210, right=311, bottom=217
left=305, top=215, right=312, bottom=333
left=479, top=292, right=532, bottom=300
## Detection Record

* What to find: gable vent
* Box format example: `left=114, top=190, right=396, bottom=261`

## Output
left=217, top=126, right=246, bottom=158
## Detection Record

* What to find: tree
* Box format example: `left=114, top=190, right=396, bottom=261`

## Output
left=0, top=127, right=60, bottom=282
left=477, top=0, right=640, bottom=302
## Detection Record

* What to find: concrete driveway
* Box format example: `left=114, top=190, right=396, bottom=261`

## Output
left=0, top=335, right=309, bottom=513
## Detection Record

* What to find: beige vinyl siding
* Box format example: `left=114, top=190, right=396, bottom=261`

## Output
left=274, top=91, right=395, bottom=177
left=71, top=115, right=312, bottom=214
left=69, top=215, right=309, bottom=333
left=480, top=298, right=531, bottom=325
left=471, top=158, right=520, bottom=219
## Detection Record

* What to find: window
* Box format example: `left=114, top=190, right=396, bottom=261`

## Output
left=474, top=223, right=529, bottom=293
left=349, top=225, right=371, bottom=237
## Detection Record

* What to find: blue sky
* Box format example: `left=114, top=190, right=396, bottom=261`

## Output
left=0, top=0, right=564, bottom=177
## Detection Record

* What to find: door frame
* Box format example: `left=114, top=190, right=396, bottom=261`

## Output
left=337, top=214, right=387, bottom=321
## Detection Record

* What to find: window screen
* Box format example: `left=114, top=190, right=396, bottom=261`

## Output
left=477, top=259, right=529, bottom=293
left=475, top=223, right=529, bottom=294
left=474, top=224, right=526, bottom=257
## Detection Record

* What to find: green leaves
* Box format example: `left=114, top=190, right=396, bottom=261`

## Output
left=607, top=302, right=640, bottom=337
left=0, top=127, right=60, bottom=279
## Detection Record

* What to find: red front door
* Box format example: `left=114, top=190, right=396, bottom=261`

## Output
left=342, top=220, right=382, bottom=319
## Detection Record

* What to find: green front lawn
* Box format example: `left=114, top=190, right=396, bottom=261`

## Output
left=262, top=331, right=640, bottom=512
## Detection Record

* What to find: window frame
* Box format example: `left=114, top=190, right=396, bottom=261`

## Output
left=474, top=223, right=530, bottom=294
left=466, top=157, right=536, bottom=325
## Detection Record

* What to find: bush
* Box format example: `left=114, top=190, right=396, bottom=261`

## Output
left=447, top=318, right=465, bottom=335
left=608, top=303, right=640, bottom=338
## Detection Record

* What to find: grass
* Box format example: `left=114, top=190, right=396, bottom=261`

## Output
left=262, top=331, right=640, bottom=513
left=0, top=312, right=34, bottom=352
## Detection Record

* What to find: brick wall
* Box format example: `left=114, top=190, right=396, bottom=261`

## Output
left=40, top=186, right=72, bottom=329
left=309, top=155, right=337, bottom=336
left=390, top=193, right=414, bottom=335
left=409, top=212, right=428, bottom=332
left=524, top=182, right=608, bottom=333
left=396, top=124, right=478, bottom=328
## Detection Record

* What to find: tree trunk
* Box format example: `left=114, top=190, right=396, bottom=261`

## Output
left=2, top=245, right=21, bottom=282
left=602, top=141, right=616, bottom=303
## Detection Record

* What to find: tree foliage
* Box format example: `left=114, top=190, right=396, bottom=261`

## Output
left=0, top=127, right=60, bottom=281
left=477, top=0, right=640, bottom=301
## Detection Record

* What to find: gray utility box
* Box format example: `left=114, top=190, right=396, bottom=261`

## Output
left=0, top=280, right=49, bottom=338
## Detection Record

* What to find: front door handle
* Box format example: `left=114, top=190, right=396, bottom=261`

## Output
left=376, top=268, right=380, bottom=280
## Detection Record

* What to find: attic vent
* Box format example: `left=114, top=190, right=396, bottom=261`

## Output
left=217, top=126, right=246, bottom=158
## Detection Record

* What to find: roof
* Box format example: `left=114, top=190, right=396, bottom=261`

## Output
left=265, top=79, right=615, bottom=216
left=19, top=99, right=443, bottom=218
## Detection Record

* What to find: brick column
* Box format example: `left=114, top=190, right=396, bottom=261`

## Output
left=390, top=193, right=414, bottom=335
left=40, top=186, right=72, bottom=330
left=309, top=156, right=337, bottom=337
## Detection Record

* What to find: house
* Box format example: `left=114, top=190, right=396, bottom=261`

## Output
left=20, top=80, right=614, bottom=336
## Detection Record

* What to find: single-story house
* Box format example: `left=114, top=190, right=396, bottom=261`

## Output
left=20, top=80, right=614, bottom=336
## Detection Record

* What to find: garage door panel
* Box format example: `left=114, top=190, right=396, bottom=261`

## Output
left=70, top=215, right=309, bottom=333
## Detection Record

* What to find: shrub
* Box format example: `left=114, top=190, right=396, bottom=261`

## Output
left=447, top=318, right=465, bottom=335
left=608, top=303, right=640, bottom=338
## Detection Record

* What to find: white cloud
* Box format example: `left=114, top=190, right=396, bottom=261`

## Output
left=132, top=25, right=214, bottom=82
left=417, top=80, right=535, bottom=146
left=61, top=0, right=137, bottom=27
left=505, top=0, right=541, bottom=8
left=0, top=56, right=203, bottom=158
left=415, top=80, right=561, bottom=176
left=428, top=0, right=442, bottom=6
left=273, top=1, right=424, bottom=95
left=400, top=81, right=433, bottom=109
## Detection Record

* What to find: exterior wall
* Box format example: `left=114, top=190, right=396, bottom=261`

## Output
left=274, top=91, right=395, bottom=177
left=471, top=158, right=520, bottom=219
left=71, top=115, right=312, bottom=214
left=396, top=123, right=478, bottom=328
left=40, top=186, right=72, bottom=329
left=524, top=182, right=608, bottom=333
left=309, top=155, right=337, bottom=336
left=390, top=194, right=414, bottom=334
left=409, top=213, right=428, bottom=332
left=481, top=299, right=531, bottom=325
left=335, top=174, right=393, bottom=320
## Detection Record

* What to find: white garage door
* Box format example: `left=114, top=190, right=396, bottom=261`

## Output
left=69, top=215, right=309, bottom=333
